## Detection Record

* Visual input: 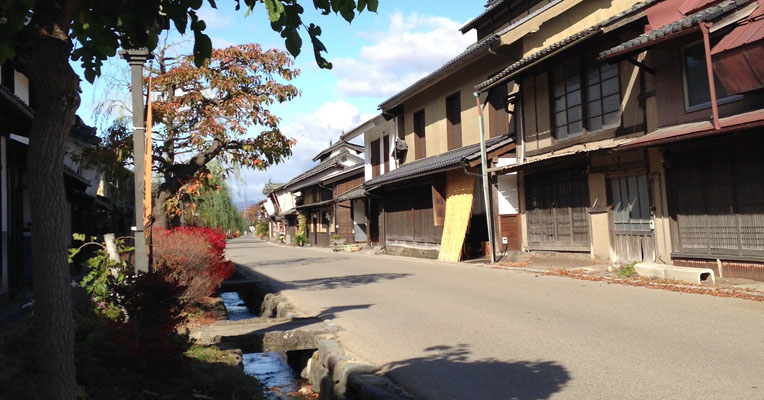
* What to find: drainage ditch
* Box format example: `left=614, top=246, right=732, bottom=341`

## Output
left=210, top=272, right=413, bottom=400
left=219, top=282, right=316, bottom=399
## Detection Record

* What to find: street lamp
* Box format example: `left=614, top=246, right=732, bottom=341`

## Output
left=120, top=48, right=153, bottom=273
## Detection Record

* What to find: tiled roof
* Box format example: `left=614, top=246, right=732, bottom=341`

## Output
left=262, top=182, right=286, bottom=195
left=70, top=116, right=100, bottom=145
left=296, top=198, right=334, bottom=209
left=475, top=0, right=661, bottom=91
left=600, top=0, right=752, bottom=58
left=464, top=135, right=516, bottom=163
left=336, top=185, right=366, bottom=202
left=460, top=0, right=511, bottom=33
left=378, top=34, right=500, bottom=111
left=321, top=163, right=364, bottom=184
left=475, top=26, right=600, bottom=91
left=286, top=157, right=339, bottom=187
left=312, top=139, right=364, bottom=162
left=0, top=84, right=32, bottom=115
left=365, top=135, right=512, bottom=188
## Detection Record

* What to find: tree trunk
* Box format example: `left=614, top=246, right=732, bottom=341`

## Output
left=153, top=189, right=172, bottom=229
left=13, top=2, right=79, bottom=398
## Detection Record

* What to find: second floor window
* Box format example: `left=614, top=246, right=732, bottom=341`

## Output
left=552, top=59, right=583, bottom=140
left=682, top=39, right=740, bottom=110
left=552, top=58, right=620, bottom=141
left=446, top=93, right=462, bottom=150
left=585, top=60, right=620, bottom=132
left=370, top=138, right=381, bottom=178
left=414, top=110, right=426, bottom=160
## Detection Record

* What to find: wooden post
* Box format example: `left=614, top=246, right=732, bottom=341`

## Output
left=120, top=48, right=153, bottom=273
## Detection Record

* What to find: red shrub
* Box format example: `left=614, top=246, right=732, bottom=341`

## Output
left=152, top=227, right=234, bottom=305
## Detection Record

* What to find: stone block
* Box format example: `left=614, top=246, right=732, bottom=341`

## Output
left=635, top=263, right=715, bottom=285
left=634, top=263, right=666, bottom=280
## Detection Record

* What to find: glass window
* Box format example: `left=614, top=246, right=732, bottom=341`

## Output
left=585, top=61, right=620, bottom=132
left=553, top=57, right=621, bottom=140
left=552, top=59, right=583, bottom=140
left=683, top=40, right=737, bottom=109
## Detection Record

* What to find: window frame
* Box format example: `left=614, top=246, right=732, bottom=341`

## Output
left=681, top=39, right=743, bottom=112
left=445, top=92, right=462, bottom=150
left=550, top=58, right=584, bottom=141
left=549, top=56, right=622, bottom=142
left=413, top=109, right=426, bottom=160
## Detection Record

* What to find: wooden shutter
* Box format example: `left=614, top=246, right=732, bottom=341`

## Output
left=488, top=84, right=508, bottom=138
left=525, top=167, right=590, bottom=250
left=370, top=139, right=381, bottom=178
left=414, top=110, right=426, bottom=160
left=383, top=135, right=390, bottom=173
left=446, top=93, right=462, bottom=150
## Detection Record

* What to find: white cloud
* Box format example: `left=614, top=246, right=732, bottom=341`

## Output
left=228, top=100, right=373, bottom=204
left=332, top=12, right=476, bottom=98
left=197, top=6, right=236, bottom=32
left=211, top=36, right=235, bottom=49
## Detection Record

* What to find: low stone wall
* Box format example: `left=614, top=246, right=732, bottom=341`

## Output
left=305, top=338, right=415, bottom=400
left=385, top=245, right=439, bottom=259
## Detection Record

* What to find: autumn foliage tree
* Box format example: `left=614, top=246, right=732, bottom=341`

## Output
left=99, top=43, right=299, bottom=227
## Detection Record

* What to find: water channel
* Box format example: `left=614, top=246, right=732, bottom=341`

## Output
left=219, top=291, right=313, bottom=399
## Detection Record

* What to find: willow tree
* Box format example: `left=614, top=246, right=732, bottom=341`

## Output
left=0, top=1, right=378, bottom=397
left=187, top=163, right=249, bottom=232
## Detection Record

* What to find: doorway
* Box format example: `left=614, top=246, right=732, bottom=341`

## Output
left=609, top=174, right=655, bottom=263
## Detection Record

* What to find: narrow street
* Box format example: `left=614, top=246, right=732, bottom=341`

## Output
left=227, top=238, right=764, bottom=400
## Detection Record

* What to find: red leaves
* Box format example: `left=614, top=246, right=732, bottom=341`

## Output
left=152, top=227, right=234, bottom=305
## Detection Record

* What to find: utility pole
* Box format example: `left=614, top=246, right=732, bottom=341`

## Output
left=474, top=92, right=496, bottom=263
left=120, top=48, right=153, bottom=273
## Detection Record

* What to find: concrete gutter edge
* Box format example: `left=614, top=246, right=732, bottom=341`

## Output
left=311, top=337, right=416, bottom=400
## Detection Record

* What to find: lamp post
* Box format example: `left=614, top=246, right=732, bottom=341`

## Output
left=120, top=48, right=153, bottom=273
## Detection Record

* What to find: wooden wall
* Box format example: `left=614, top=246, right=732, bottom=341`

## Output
left=335, top=174, right=364, bottom=196
left=498, top=215, right=521, bottom=251
left=651, top=36, right=764, bottom=129
left=385, top=183, right=443, bottom=244
left=336, top=200, right=354, bottom=243
left=334, top=173, right=365, bottom=243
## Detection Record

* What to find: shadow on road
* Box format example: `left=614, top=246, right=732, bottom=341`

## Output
left=315, top=304, right=373, bottom=320
left=286, top=273, right=410, bottom=291
left=380, top=344, right=570, bottom=400
left=234, top=263, right=410, bottom=292
left=245, top=256, right=350, bottom=268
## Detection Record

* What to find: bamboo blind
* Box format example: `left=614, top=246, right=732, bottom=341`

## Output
left=438, top=171, right=475, bottom=262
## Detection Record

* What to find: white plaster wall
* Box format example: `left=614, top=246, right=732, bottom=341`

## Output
left=363, top=120, right=395, bottom=182
left=13, top=71, right=29, bottom=105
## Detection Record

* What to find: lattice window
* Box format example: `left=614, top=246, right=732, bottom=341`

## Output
left=525, top=167, right=589, bottom=250
left=670, top=139, right=764, bottom=255
left=552, top=59, right=583, bottom=140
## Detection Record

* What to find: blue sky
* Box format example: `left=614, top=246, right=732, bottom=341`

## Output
left=74, top=0, right=485, bottom=205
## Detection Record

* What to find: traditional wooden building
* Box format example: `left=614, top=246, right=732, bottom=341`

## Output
left=322, top=165, right=367, bottom=244
left=285, top=140, right=364, bottom=247
left=468, top=0, right=764, bottom=280
left=597, top=0, right=764, bottom=280
left=0, top=62, right=32, bottom=297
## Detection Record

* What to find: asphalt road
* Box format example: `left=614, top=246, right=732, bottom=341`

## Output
left=227, top=238, right=764, bottom=400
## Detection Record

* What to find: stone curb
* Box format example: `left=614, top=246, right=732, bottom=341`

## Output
left=308, top=337, right=415, bottom=400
